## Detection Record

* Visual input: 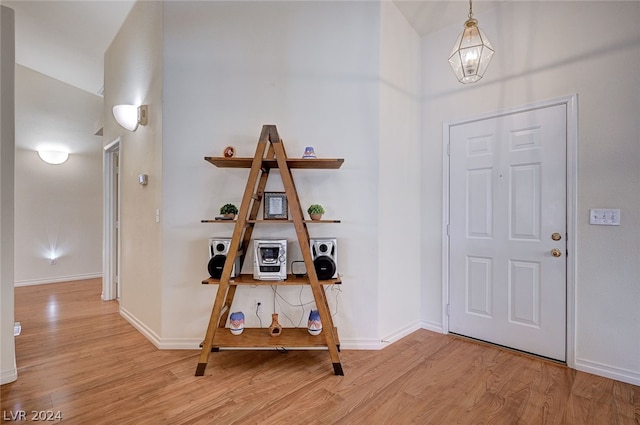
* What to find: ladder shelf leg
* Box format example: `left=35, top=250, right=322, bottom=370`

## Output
left=271, top=136, right=344, bottom=376
left=195, top=280, right=229, bottom=376
left=195, top=363, right=207, bottom=377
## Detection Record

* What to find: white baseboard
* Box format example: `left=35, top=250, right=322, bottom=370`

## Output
left=157, top=338, right=201, bottom=350
left=14, top=273, right=102, bottom=287
left=123, top=325, right=392, bottom=351
left=421, top=320, right=444, bottom=334
left=381, top=321, right=422, bottom=346
left=341, top=338, right=385, bottom=350
left=575, top=357, right=640, bottom=386
left=119, top=307, right=162, bottom=349
left=119, top=306, right=413, bottom=351
left=124, top=319, right=440, bottom=352
left=1, top=366, right=17, bottom=385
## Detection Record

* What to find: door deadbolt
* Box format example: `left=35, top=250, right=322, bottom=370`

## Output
left=551, top=232, right=562, bottom=241
left=551, top=248, right=562, bottom=257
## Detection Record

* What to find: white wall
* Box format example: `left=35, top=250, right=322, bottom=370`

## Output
left=1, top=4, right=17, bottom=384
left=161, top=1, right=385, bottom=347
left=104, top=0, right=422, bottom=349
left=420, top=1, right=640, bottom=385
left=13, top=66, right=103, bottom=286
left=378, top=2, right=422, bottom=342
left=104, top=0, right=163, bottom=339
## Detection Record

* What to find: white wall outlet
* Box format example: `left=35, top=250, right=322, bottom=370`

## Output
left=589, top=208, right=621, bottom=226
left=256, top=300, right=263, bottom=314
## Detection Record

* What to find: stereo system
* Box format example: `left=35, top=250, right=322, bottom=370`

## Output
left=208, top=238, right=240, bottom=279
left=208, top=237, right=337, bottom=281
left=310, top=238, right=338, bottom=280
left=253, top=239, right=288, bottom=280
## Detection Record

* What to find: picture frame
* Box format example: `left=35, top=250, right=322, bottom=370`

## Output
left=263, top=192, right=288, bottom=220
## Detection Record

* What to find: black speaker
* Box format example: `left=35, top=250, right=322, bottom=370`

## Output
left=208, top=238, right=238, bottom=279
left=310, top=238, right=338, bottom=280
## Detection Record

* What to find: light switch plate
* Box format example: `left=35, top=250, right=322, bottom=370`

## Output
left=589, top=208, right=620, bottom=226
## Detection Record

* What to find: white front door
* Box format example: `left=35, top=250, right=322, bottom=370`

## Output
left=448, top=103, right=567, bottom=361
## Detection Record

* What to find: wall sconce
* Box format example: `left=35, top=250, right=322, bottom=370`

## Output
left=38, top=150, right=69, bottom=165
left=448, top=0, right=494, bottom=84
left=112, top=104, right=148, bottom=132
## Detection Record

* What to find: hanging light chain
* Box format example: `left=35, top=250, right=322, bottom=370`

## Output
left=465, top=0, right=478, bottom=28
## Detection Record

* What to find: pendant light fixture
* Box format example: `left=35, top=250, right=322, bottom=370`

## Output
left=448, top=0, right=494, bottom=84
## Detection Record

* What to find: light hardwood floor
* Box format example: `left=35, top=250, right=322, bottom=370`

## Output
left=1, top=279, right=638, bottom=424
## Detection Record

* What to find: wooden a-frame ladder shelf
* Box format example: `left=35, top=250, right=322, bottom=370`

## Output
left=195, top=125, right=344, bottom=377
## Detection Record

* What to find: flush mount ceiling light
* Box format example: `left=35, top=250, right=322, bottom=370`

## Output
left=37, top=150, right=69, bottom=165
left=448, top=0, right=495, bottom=84
left=112, top=104, right=148, bottom=132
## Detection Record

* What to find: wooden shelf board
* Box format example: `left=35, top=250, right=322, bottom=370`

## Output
left=200, top=219, right=237, bottom=223
left=202, top=274, right=342, bottom=285
left=249, top=219, right=341, bottom=224
left=212, top=327, right=339, bottom=348
left=205, top=157, right=344, bottom=169
left=201, top=219, right=340, bottom=223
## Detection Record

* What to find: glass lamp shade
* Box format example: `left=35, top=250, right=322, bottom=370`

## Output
left=449, top=19, right=495, bottom=84
left=38, top=150, right=69, bottom=165
left=112, top=104, right=139, bottom=131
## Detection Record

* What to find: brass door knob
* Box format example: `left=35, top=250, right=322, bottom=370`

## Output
left=551, top=248, right=562, bottom=257
left=551, top=232, right=562, bottom=241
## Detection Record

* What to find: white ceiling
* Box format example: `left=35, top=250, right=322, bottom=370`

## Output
left=394, top=1, right=498, bottom=37
left=2, top=0, right=500, bottom=95
left=3, top=0, right=135, bottom=95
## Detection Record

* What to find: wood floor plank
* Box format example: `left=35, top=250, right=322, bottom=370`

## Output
left=1, top=279, right=638, bottom=424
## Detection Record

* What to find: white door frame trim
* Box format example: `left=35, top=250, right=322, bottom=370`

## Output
left=442, top=94, right=578, bottom=368
left=102, top=137, right=121, bottom=301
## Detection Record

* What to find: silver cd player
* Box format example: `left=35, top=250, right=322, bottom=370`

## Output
left=253, top=239, right=287, bottom=280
